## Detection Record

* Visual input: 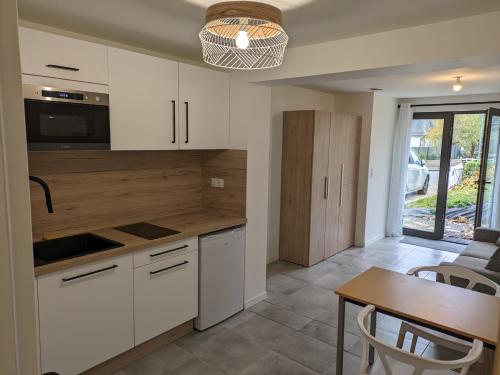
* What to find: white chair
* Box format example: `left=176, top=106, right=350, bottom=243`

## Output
left=357, top=305, right=483, bottom=375
left=397, top=265, right=499, bottom=374
left=406, top=265, right=500, bottom=297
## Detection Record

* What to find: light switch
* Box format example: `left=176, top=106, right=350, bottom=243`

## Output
left=211, top=178, right=225, bottom=188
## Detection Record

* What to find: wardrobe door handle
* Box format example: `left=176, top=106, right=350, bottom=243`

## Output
left=339, top=163, right=345, bottom=207
left=62, top=264, right=118, bottom=283
left=150, top=245, right=188, bottom=258
left=324, top=177, right=329, bottom=200
left=150, top=260, right=188, bottom=276
left=46, top=64, right=80, bottom=72
left=171, top=100, right=176, bottom=144
left=184, top=101, right=189, bottom=144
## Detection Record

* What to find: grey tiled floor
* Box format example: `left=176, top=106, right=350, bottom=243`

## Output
left=114, top=237, right=459, bottom=375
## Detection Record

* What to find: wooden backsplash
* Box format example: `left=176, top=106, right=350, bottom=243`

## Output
left=203, top=150, right=247, bottom=216
left=29, top=150, right=246, bottom=240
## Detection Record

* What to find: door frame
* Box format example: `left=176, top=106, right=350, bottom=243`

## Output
left=475, top=108, right=500, bottom=227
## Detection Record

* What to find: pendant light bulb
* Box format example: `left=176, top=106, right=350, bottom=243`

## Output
left=453, top=76, right=463, bottom=92
left=236, top=31, right=250, bottom=49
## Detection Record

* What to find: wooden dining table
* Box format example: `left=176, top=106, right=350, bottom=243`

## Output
left=334, top=267, right=500, bottom=375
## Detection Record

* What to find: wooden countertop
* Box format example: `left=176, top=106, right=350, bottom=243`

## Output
left=336, top=267, right=500, bottom=347
left=34, top=210, right=246, bottom=276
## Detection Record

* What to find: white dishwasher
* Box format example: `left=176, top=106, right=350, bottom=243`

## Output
left=195, top=225, right=245, bottom=331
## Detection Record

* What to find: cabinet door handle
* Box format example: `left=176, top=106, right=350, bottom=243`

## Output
left=184, top=101, right=189, bottom=144
left=171, top=100, right=176, bottom=144
left=62, top=264, right=118, bottom=283
left=324, top=176, right=329, bottom=200
left=46, top=64, right=80, bottom=72
left=150, top=245, right=188, bottom=258
left=150, top=260, right=188, bottom=275
left=339, top=163, right=345, bottom=207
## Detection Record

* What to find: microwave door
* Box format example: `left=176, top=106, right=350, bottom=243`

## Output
left=24, top=99, right=110, bottom=150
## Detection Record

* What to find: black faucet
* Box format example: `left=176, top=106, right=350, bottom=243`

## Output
left=29, top=176, right=54, bottom=213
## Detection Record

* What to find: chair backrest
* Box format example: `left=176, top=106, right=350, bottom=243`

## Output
left=407, top=265, right=500, bottom=297
left=357, top=305, right=483, bottom=375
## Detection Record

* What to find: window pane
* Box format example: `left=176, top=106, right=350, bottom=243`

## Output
left=403, top=119, right=443, bottom=233
left=444, top=113, right=485, bottom=242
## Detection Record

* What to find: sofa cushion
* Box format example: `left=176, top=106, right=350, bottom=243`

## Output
left=461, top=241, right=497, bottom=260
left=473, top=227, right=500, bottom=243
left=450, top=256, right=500, bottom=286
left=486, top=248, right=500, bottom=272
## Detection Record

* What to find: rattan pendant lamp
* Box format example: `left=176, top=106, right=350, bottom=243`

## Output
left=199, top=1, right=289, bottom=70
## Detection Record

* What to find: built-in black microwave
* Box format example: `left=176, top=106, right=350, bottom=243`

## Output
left=23, top=85, right=110, bottom=150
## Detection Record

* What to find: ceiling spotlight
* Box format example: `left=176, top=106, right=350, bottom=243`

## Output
left=453, top=76, right=463, bottom=92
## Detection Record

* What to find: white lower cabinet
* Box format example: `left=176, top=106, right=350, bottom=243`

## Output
left=37, top=254, right=134, bottom=375
left=37, top=239, right=200, bottom=373
left=134, top=250, right=198, bottom=345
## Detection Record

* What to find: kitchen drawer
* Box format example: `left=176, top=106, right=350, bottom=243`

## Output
left=134, top=251, right=198, bottom=345
left=133, top=237, right=197, bottom=268
left=37, top=254, right=134, bottom=375
left=19, top=27, right=108, bottom=84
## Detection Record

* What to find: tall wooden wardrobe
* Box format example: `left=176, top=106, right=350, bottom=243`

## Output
left=279, top=110, right=361, bottom=266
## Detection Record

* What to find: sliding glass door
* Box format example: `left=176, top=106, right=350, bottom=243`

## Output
left=403, top=110, right=499, bottom=242
left=403, top=112, right=453, bottom=239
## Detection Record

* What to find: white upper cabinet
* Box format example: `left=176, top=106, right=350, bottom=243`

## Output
left=179, top=63, right=230, bottom=150
left=19, top=27, right=232, bottom=150
left=18, top=27, right=108, bottom=84
left=108, top=47, right=179, bottom=150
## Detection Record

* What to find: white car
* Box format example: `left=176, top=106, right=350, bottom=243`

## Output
left=407, top=149, right=430, bottom=194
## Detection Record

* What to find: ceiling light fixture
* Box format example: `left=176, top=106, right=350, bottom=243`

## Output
left=453, top=76, right=463, bottom=92
left=199, top=1, right=289, bottom=70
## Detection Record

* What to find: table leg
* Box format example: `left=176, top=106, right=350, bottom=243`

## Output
left=336, top=296, right=346, bottom=375
left=369, top=310, right=377, bottom=365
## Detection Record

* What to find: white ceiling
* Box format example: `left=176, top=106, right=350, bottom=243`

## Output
left=300, top=65, right=500, bottom=97
left=18, top=0, right=500, bottom=61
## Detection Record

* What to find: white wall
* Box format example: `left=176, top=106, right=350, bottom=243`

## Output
left=333, top=92, right=374, bottom=246
left=0, top=1, right=39, bottom=374
left=267, top=86, right=335, bottom=263
left=229, top=73, right=272, bottom=306
left=365, top=94, right=398, bottom=245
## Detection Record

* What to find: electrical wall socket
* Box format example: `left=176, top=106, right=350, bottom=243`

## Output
left=211, top=178, right=225, bottom=188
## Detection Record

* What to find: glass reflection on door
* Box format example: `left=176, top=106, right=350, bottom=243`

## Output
left=444, top=113, right=486, bottom=242
left=479, top=109, right=500, bottom=229
left=403, top=117, right=445, bottom=236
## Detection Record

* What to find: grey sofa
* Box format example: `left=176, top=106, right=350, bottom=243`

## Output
left=441, top=227, right=500, bottom=285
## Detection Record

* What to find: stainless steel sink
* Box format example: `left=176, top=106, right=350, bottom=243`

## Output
left=33, top=233, right=124, bottom=265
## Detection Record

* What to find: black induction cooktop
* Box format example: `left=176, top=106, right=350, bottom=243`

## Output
left=113, top=222, right=180, bottom=240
